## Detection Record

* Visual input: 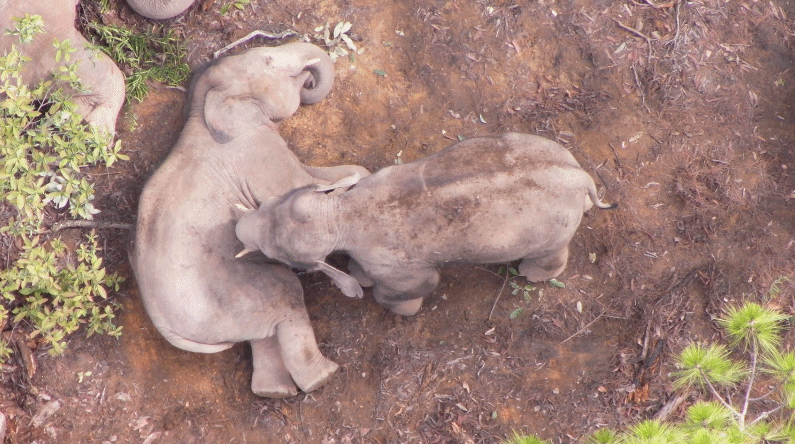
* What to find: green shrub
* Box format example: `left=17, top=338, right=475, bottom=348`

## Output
left=1, top=15, right=126, bottom=363
left=502, top=279, right=794, bottom=444
left=85, top=21, right=189, bottom=103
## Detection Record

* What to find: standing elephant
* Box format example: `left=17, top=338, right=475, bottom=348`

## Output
left=125, top=0, right=195, bottom=20
left=235, top=133, right=616, bottom=316
left=132, top=42, right=368, bottom=397
left=0, top=0, right=125, bottom=135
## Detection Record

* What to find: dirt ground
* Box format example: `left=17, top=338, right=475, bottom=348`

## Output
left=2, top=0, right=795, bottom=442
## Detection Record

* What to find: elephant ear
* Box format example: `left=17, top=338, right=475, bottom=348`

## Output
left=204, top=88, right=271, bottom=144
left=315, top=261, right=364, bottom=299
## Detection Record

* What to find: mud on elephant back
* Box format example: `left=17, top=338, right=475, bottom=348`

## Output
left=131, top=42, right=369, bottom=398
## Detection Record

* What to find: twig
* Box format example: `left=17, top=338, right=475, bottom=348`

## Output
left=562, top=311, right=605, bottom=343
left=701, top=370, right=741, bottom=420
left=45, top=220, right=133, bottom=232
left=613, top=19, right=654, bottom=64
left=643, top=0, right=677, bottom=8
left=653, top=390, right=691, bottom=422
left=739, top=341, right=758, bottom=429
left=487, top=265, right=512, bottom=321
left=607, top=142, right=624, bottom=173
left=747, top=405, right=785, bottom=427
left=214, top=29, right=299, bottom=58
left=632, top=65, right=650, bottom=113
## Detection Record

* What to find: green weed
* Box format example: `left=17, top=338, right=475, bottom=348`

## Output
left=85, top=22, right=190, bottom=102
left=502, top=280, right=794, bottom=444
left=1, top=15, right=126, bottom=362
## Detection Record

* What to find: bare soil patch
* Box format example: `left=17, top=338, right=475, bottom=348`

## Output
left=3, top=0, right=794, bottom=443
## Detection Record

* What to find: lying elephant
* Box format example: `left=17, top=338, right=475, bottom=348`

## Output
left=236, top=133, right=616, bottom=316
left=0, top=0, right=125, bottom=135
left=132, top=42, right=368, bottom=397
left=125, top=0, right=195, bottom=20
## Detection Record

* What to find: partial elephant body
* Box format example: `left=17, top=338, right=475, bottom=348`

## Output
left=0, top=0, right=125, bottom=135
left=236, top=133, right=615, bottom=316
left=133, top=43, right=367, bottom=397
left=125, top=0, right=195, bottom=20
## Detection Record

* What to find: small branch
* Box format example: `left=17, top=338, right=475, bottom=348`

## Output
left=653, top=390, right=691, bottom=422
left=45, top=220, right=133, bottom=233
left=747, top=405, right=784, bottom=428
left=608, top=142, right=624, bottom=173
left=214, top=30, right=299, bottom=58
left=487, top=265, right=512, bottom=321
left=562, top=311, right=605, bottom=343
left=701, top=371, right=741, bottom=420
left=613, top=19, right=654, bottom=64
left=740, top=341, right=759, bottom=429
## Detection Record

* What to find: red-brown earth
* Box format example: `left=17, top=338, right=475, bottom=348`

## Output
left=2, top=0, right=795, bottom=443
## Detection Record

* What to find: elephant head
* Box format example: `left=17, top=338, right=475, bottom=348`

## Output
left=197, top=42, right=335, bottom=144
left=125, top=0, right=196, bottom=20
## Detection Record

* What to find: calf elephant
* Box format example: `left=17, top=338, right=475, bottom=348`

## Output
left=0, top=0, right=125, bottom=135
left=132, top=42, right=368, bottom=397
left=236, top=133, right=616, bottom=316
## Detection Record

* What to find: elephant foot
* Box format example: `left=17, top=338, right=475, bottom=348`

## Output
left=250, top=338, right=298, bottom=398
left=387, top=297, right=424, bottom=316
left=276, top=320, right=339, bottom=393
left=519, top=247, right=568, bottom=282
left=295, top=357, right=339, bottom=393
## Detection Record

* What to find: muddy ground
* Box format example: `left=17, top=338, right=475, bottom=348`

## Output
left=2, top=0, right=795, bottom=442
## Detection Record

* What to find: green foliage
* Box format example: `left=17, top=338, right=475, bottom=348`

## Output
left=312, top=21, right=358, bottom=62
left=587, top=283, right=794, bottom=444
left=1, top=16, right=125, bottom=363
left=2, top=233, right=123, bottom=356
left=674, top=343, right=746, bottom=390
left=505, top=281, right=794, bottom=444
left=718, top=302, right=787, bottom=354
left=220, top=0, right=250, bottom=15
left=502, top=431, right=551, bottom=444
left=85, top=22, right=189, bottom=102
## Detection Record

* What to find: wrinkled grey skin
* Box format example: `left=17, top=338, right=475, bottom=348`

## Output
left=125, top=0, right=195, bottom=20
left=132, top=42, right=368, bottom=398
left=236, top=133, right=616, bottom=316
left=0, top=0, right=125, bottom=135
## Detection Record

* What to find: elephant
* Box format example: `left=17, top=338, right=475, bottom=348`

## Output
left=125, top=0, right=195, bottom=20
left=235, top=133, right=616, bottom=316
left=131, top=42, right=369, bottom=397
left=0, top=0, right=125, bottom=135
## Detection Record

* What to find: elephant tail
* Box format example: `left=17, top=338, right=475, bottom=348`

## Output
left=585, top=174, right=617, bottom=210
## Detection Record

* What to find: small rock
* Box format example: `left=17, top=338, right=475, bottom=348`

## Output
left=114, top=392, right=132, bottom=403
left=0, top=412, right=7, bottom=443
left=30, top=400, right=61, bottom=428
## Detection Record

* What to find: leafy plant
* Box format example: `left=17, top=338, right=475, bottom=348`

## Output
left=85, top=22, right=190, bottom=102
left=504, top=280, right=794, bottom=444
left=502, top=432, right=551, bottom=444
left=220, top=0, right=250, bottom=16
left=1, top=15, right=125, bottom=363
left=2, top=233, right=123, bottom=357
left=311, top=21, right=358, bottom=62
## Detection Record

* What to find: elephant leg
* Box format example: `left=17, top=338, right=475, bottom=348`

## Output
left=373, top=270, right=440, bottom=316
left=347, top=258, right=375, bottom=287
left=275, top=318, right=338, bottom=393
left=249, top=337, right=298, bottom=398
left=519, top=245, right=569, bottom=282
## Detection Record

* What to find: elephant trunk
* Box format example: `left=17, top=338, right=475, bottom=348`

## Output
left=284, top=43, right=335, bottom=105
left=126, top=0, right=196, bottom=20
